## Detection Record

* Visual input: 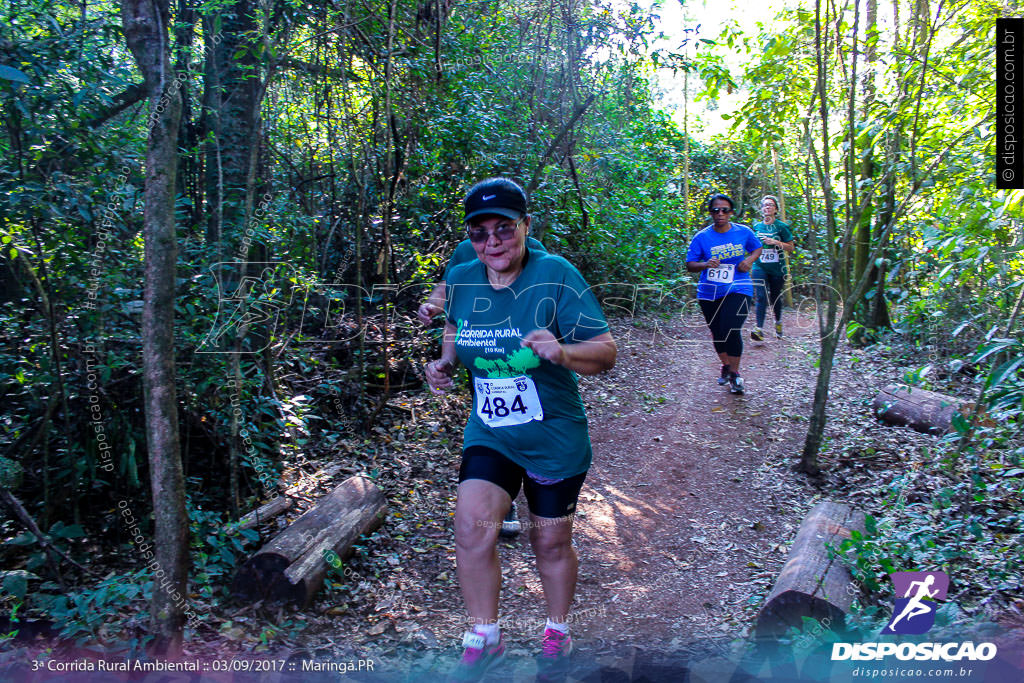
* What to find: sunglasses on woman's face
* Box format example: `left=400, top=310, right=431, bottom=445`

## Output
left=709, top=207, right=732, bottom=214
left=467, top=219, right=522, bottom=243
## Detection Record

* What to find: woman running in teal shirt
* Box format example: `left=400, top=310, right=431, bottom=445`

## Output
left=750, top=195, right=796, bottom=340
left=424, top=178, right=617, bottom=680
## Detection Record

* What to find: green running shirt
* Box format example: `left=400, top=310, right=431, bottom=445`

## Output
left=445, top=247, right=609, bottom=478
left=751, top=220, right=794, bottom=278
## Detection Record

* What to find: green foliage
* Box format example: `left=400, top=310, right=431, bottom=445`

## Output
left=6, top=503, right=261, bottom=647
left=4, top=521, right=84, bottom=573
left=1, top=0, right=1017, bottom=650
left=32, top=573, right=148, bottom=646
left=190, top=503, right=260, bottom=602
left=0, top=0, right=737, bottom=556
left=718, top=0, right=1014, bottom=333
left=833, top=339, right=1023, bottom=620
left=0, top=571, right=37, bottom=602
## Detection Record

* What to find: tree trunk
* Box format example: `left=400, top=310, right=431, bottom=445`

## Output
left=799, top=295, right=838, bottom=476
left=173, top=0, right=202, bottom=231
left=228, top=463, right=346, bottom=533
left=683, top=70, right=690, bottom=226
left=800, top=0, right=839, bottom=477
left=801, top=0, right=962, bottom=475
left=229, top=353, right=242, bottom=514
left=235, top=495, right=293, bottom=531
left=121, top=0, right=189, bottom=655
left=872, top=260, right=892, bottom=328
left=839, top=0, right=861, bottom=304
left=771, top=145, right=795, bottom=307
left=738, top=501, right=864, bottom=681
left=854, top=0, right=881, bottom=327
left=203, top=0, right=259, bottom=249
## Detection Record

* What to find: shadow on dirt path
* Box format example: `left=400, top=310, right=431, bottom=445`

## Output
left=568, top=311, right=826, bottom=649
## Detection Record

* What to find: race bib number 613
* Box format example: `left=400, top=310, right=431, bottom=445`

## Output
left=474, top=376, right=544, bottom=427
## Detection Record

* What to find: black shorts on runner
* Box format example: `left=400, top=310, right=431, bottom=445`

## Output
left=459, top=445, right=586, bottom=519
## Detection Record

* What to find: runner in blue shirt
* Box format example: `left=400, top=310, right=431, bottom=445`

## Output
left=685, top=193, right=762, bottom=394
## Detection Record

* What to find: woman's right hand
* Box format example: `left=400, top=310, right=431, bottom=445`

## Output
left=705, top=259, right=721, bottom=269
left=425, top=358, right=455, bottom=393
left=417, top=302, right=443, bottom=325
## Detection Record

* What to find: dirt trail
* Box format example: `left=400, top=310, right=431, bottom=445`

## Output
left=572, top=313, right=822, bottom=646
left=282, top=309, right=833, bottom=679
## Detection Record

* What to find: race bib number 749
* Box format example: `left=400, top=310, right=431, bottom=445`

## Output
left=475, top=376, right=544, bottom=427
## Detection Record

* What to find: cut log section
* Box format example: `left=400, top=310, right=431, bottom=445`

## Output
left=232, top=475, right=386, bottom=606
left=754, top=501, right=865, bottom=638
left=873, top=384, right=969, bottom=435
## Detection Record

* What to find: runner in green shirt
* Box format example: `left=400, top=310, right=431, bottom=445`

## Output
left=424, top=178, right=616, bottom=681
left=416, top=236, right=546, bottom=324
left=418, top=238, right=549, bottom=540
left=750, top=195, right=796, bottom=340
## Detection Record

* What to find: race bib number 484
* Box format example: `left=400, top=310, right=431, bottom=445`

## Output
left=474, top=376, right=544, bottom=427
left=706, top=263, right=735, bottom=284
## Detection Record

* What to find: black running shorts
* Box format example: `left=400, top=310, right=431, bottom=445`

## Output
left=458, top=445, right=586, bottom=519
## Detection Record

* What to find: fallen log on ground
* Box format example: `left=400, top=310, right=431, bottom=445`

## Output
left=236, top=495, right=294, bottom=531
left=230, top=463, right=348, bottom=532
left=754, top=501, right=865, bottom=638
left=872, top=384, right=969, bottom=435
left=232, top=475, right=386, bottom=606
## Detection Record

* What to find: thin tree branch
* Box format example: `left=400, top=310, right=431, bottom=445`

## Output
left=0, top=488, right=99, bottom=578
left=526, top=93, right=596, bottom=197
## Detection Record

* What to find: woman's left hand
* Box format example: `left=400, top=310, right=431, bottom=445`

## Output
left=521, top=329, right=566, bottom=365
left=424, top=358, right=455, bottom=392
left=737, top=259, right=753, bottom=273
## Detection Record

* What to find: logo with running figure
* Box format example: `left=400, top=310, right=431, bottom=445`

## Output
left=882, top=571, right=949, bottom=635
